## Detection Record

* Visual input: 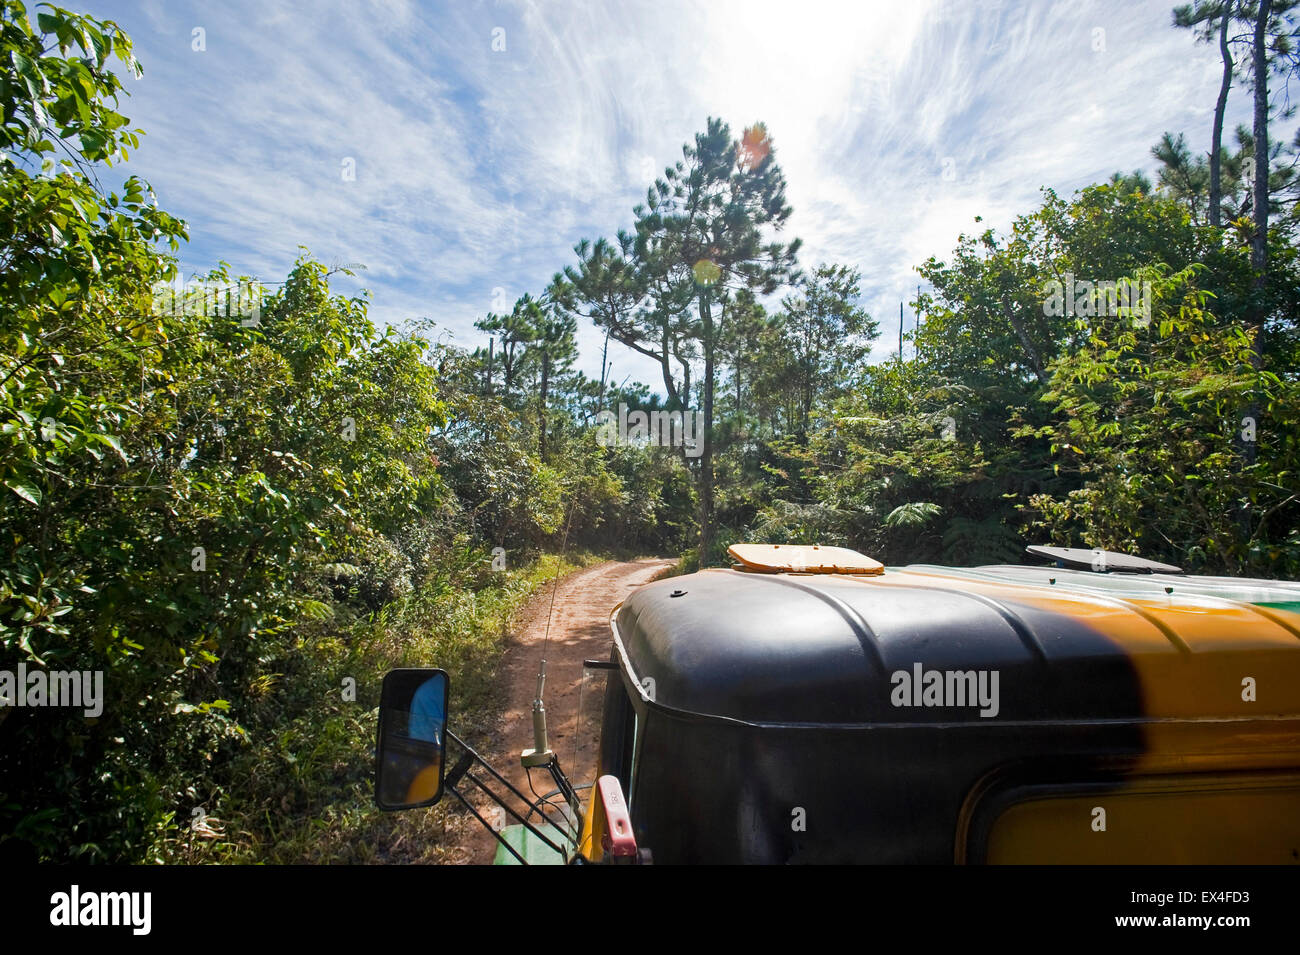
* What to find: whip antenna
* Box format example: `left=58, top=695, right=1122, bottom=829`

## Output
left=521, top=488, right=579, bottom=769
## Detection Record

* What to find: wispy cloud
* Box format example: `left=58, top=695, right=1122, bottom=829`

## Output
left=92, top=0, right=1276, bottom=380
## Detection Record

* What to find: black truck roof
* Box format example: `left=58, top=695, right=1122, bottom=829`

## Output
left=610, top=559, right=1300, bottom=726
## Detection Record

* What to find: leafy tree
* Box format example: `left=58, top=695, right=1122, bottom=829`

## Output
left=1027, top=267, right=1300, bottom=573
left=474, top=293, right=541, bottom=399
left=1174, top=1, right=1239, bottom=227
left=522, top=303, right=577, bottom=460
left=567, top=118, right=800, bottom=564
left=772, top=264, right=878, bottom=437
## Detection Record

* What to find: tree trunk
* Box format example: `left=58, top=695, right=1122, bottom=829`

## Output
left=1003, top=294, right=1048, bottom=385
left=539, top=349, right=549, bottom=459
left=657, top=319, right=682, bottom=408
left=1209, top=1, right=1235, bottom=228
left=502, top=339, right=516, bottom=394
left=734, top=358, right=743, bottom=431
left=696, top=294, right=716, bottom=568
left=1245, top=0, right=1270, bottom=470
left=596, top=329, right=609, bottom=414
left=802, top=318, right=814, bottom=435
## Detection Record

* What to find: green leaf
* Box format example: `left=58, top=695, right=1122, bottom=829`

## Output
left=5, top=482, right=42, bottom=505
left=88, top=432, right=127, bottom=461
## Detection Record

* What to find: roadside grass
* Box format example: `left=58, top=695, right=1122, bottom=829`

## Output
left=165, top=552, right=598, bottom=864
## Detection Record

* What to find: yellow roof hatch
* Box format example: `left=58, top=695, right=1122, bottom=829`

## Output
left=727, top=543, right=884, bottom=576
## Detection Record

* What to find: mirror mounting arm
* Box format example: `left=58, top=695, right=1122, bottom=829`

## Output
left=527, top=750, right=582, bottom=822
left=443, top=729, right=575, bottom=864
left=444, top=747, right=476, bottom=790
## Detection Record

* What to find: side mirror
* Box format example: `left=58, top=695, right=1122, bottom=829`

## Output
left=375, top=668, right=449, bottom=810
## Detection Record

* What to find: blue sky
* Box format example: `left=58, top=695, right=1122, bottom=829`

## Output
left=90, top=0, right=1265, bottom=389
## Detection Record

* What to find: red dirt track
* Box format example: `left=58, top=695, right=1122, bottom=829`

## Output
left=460, top=557, right=674, bottom=864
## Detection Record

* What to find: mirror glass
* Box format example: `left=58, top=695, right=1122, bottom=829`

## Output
left=375, top=668, right=448, bottom=810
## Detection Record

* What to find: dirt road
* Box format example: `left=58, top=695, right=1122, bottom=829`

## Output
left=461, top=557, right=675, bottom=864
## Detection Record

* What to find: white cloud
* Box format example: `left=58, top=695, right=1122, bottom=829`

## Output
left=93, top=0, right=1288, bottom=379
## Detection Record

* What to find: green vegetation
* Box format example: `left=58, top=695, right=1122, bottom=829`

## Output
left=0, top=2, right=661, bottom=863
left=1, top=0, right=1298, bottom=862
left=545, top=4, right=1300, bottom=574
left=173, top=553, right=590, bottom=865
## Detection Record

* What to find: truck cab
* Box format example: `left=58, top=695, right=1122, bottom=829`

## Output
left=377, top=544, right=1300, bottom=864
